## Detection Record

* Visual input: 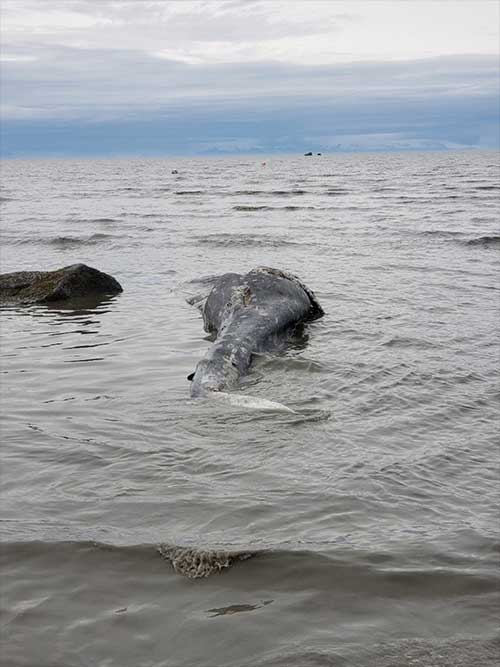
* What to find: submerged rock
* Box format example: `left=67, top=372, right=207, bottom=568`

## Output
left=0, top=263, right=122, bottom=305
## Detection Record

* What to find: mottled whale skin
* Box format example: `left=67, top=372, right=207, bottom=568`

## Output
left=190, top=267, right=323, bottom=397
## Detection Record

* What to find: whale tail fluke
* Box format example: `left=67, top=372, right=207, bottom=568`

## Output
left=214, top=391, right=297, bottom=414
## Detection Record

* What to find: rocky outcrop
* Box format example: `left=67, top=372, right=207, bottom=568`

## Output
left=0, top=263, right=122, bottom=305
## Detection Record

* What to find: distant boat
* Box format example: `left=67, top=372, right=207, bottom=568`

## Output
left=304, top=152, right=313, bottom=156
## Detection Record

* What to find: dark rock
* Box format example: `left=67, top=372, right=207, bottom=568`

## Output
left=304, top=152, right=313, bottom=156
left=0, top=263, right=122, bottom=305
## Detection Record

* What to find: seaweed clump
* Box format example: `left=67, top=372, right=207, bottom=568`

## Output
left=158, top=543, right=255, bottom=578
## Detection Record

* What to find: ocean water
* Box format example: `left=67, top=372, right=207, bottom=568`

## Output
left=1, top=151, right=499, bottom=666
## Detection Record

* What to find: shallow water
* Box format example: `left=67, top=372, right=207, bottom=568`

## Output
left=1, top=151, right=499, bottom=666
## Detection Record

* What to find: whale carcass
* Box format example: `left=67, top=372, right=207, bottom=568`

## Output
left=189, top=267, right=323, bottom=401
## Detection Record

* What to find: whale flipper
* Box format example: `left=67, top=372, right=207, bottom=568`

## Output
left=214, top=391, right=297, bottom=414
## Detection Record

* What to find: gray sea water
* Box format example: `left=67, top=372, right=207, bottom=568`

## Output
left=1, top=151, right=499, bottom=666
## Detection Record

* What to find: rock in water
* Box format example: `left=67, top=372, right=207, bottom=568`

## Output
left=0, top=263, right=122, bottom=305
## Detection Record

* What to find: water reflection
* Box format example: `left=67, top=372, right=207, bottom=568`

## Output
left=37, top=293, right=120, bottom=316
left=0, top=292, right=120, bottom=319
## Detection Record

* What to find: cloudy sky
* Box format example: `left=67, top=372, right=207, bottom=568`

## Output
left=1, top=0, right=499, bottom=156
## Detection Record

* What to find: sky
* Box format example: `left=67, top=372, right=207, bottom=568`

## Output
left=1, top=0, right=499, bottom=157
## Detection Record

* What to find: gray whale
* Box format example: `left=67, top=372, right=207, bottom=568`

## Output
left=189, top=267, right=323, bottom=398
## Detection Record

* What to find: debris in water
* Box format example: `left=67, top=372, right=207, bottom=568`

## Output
left=158, top=544, right=255, bottom=578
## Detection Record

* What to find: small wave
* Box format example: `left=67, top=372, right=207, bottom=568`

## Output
left=233, top=205, right=273, bottom=211
left=174, top=190, right=204, bottom=195
left=268, top=189, right=308, bottom=196
left=475, top=185, right=500, bottom=191
left=233, top=205, right=315, bottom=212
left=325, top=188, right=349, bottom=195
left=45, top=217, right=117, bottom=226
left=9, top=233, right=116, bottom=247
left=233, top=190, right=264, bottom=195
left=50, top=233, right=113, bottom=246
left=282, top=205, right=316, bottom=211
left=233, top=190, right=308, bottom=196
left=382, top=335, right=439, bottom=350
left=121, top=212, right=162, bottom=219
left=465, top=235, right=500, bottom=247
left=0, top=196, right=14, bottom=202
left=419, top=232, right=500, bottom=247
left=3, top=540, right=499, bottom=589
left=193, top=233, right=303, bottom=248
left=0, top=539, right=255, bottom=580
left=471, top=216, right=497, bottom=223
left=420, top=230, right=467, bottom=238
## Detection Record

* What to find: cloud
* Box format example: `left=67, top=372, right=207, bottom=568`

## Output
left=2, top=0, right=498, bottom=65
left=1, top=0, right=350, bottom=59
left=2, top=74, right=498, bottom=156
left=1, top=1, right=498, bottom=155
left=1, top=47, right=498, bottom=119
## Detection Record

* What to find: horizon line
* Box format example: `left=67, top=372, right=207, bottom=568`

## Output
left=1, top=146, right=496, bottom=161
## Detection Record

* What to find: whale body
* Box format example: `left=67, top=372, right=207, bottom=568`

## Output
left=189, top=267, right=323, bottom=398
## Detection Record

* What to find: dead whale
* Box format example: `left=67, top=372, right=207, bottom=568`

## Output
left=188, top=267, right=323, bottom=409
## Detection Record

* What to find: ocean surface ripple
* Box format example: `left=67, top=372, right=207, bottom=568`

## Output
left=1, top=151, right=499, bottom=666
